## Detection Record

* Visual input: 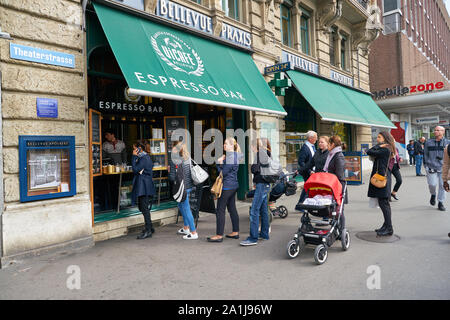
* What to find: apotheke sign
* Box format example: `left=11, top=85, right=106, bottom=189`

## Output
left=156, top=0, right=251, bottom=48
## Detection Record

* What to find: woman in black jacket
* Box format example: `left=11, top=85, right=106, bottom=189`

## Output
left=131, top=141, right=156, bottom=240
left=367, top=131, right=396, bottom=236
left=302, top=136, right=330, bottom=176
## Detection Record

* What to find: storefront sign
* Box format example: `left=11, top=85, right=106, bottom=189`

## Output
left=10, top=43, right=75, bottom=68
left=414, top=116, right=440, bottom=125
left=330, top=70, right=354, bottom=87
left=281, top=51, right=319, bottom=75
left=156, top=0, right=252, bottom=48
left=264, top=62, right=291, bottom=75
left=371, top=81, right=445, bottom=99
left=98, top=101, right=164, bottom=114
left=156, top=0, right=213, bottom=34
left=36, top=98, right=58, bottom=118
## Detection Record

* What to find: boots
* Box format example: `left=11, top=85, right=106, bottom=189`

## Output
left=377, top=226, right=393, bottom=236
left=137, top=229, right=152, bottom=239
left=375, top=223, right=387, bottom=233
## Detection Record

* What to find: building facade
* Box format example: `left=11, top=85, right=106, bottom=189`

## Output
left=0, top=0, right=386, bottom=266
left=369, top=0, right=450, bottom=158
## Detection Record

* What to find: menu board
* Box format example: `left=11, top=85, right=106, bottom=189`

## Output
left=164, top=116, right=187, bottom=160
left=91, top=112, right=101, bottom=143
left=89, top=109, right=102, bottom=177
left=92, top=144, right=101, bottom=174
left=343, top=151, right=363, bottom=185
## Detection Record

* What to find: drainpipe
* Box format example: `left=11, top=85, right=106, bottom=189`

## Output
left=82, top=0, right=89, bottom=31
left=0, top=71, right=4, bottom=265
left=356, top=47, right=361, bottom=89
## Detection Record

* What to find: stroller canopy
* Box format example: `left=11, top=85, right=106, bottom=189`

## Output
left=304, top=172, right=343, bottom=205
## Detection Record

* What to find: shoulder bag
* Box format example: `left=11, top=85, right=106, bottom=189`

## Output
left=190, top=159, right=209, bottom=185
left=370, top=155, right=390, bottom=189
left=210, top=172, right=223, bottom=200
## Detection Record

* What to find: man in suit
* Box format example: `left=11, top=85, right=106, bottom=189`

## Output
left=296, top=131, right=317, bottom=207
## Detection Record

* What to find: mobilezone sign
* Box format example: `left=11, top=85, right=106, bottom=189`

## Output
left=93, top=3, right=285, bottom=115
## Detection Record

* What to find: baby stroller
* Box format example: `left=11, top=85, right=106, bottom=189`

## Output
left=286, top=172, right=349, bottom=265
left=247, top=171, right=298, bottom=219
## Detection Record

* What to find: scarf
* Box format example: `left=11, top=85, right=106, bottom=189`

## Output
left=323, top=146, right=342, bottom=173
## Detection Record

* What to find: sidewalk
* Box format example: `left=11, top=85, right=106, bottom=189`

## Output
left=0, top=165, right=449, bottom=299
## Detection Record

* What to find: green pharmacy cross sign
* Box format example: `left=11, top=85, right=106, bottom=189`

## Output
left=268, top=72, right=292, bottom=96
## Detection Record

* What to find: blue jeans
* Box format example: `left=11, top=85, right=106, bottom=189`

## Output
left=415, top=155, right=423, bottom=175
left=248, top=183, right=271, bottom=242
left=179, top=189, right=196, bottom=232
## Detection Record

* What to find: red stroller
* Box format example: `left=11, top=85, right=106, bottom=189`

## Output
left=286, top=172, right=349, bottom=265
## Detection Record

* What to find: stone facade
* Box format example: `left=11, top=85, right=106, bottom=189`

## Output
left=0, top=0, right=381, bottom=264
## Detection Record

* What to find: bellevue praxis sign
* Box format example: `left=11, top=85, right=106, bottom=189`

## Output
left=10, top=43, right=75, bottom=68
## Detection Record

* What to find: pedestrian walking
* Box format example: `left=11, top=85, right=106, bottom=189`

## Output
left=131, top=141, right=156, bottom=240
left=296, top=131, right=317, bottom=207
left=407, top=140, right=415, bottom=166
left=414, top=137, right=426, bottom=176
left=301, top=136, right=329, bottom=176
left=367, top=132, right=396, bottom=237
left=424, top=126, right=449, bottom=211
left=390, top=147, right=402, bottom=201
left=442, top=144, right=450, bottom=237
left=240, top=138, right=272, bottom=246
left=207, top=138, right=242, bottom=243
left=169, top=141, right=199, bottom=239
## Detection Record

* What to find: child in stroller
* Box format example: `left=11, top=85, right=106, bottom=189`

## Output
left=286, top=172, right=350, bottom=265
left=247, top=171, right=297, bottom=220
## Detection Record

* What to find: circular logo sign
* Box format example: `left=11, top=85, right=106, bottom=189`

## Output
left=124, top=86, right=141, bottom=103
left=151, top=32, right=204, bottom=77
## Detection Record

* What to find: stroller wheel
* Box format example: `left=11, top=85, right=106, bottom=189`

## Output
left=314, top=244, right=328, bottom=265
left=287, top=239, right=302, bottom=259
left=278, top=206, right=288, bottom=219
left=341, top=229, right=350, bottom=251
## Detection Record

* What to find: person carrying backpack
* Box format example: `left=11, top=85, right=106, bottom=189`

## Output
left=169, top=141, right=198, bottom=240
left=240, top=138, right=276, bottom=246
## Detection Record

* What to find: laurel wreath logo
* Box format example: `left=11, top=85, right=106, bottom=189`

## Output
left=151, top=32, right=204, bottom=77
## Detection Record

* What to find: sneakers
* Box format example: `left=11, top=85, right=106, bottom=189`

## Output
left=240, top=239, right=257, bottom=246
left=177, top=228, right=190, bottom=235
left=183, top=233, right=198, bottom=240
left=430, top=195, right=436, bottom=206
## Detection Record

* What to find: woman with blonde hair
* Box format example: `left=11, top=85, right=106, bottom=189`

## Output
left=241, top=138, right=272, bottom=246
left=169, top=141, right=198, bottom=240
left=207, top=137, right=243, bottom=242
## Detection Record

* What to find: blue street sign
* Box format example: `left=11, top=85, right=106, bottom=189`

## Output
left=264, top=62, right=291, bottom=75
left=37, top=98, right=58, bottom=118
left=10, top=43, right=75, bottom=69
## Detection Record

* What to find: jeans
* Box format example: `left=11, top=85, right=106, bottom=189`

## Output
left=415, top=155, right=423, bottom=175
left=178, top=189, right=196, bottom=232
left=426, top=170, right=446, bottom=203
left=248, top=183, right=271, bottom=242
left=409, top=154, right=415, bottom=165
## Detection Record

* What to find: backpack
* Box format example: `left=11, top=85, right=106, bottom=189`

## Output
left=172, top=164, right=187, bottom=203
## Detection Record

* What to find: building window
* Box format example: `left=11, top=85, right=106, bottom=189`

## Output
left=383, top=0, right=400, bottom=13
left=383, top=12, right=401, bottom=34
left=300, top=9, right=310, bottom=55
left=341, top=35, right=347, bottom=70
left=329, top=26, right=338, bottom=66
left=222, top=0, right=240, bottom=21
left=281, top=4, right=292, bottom=47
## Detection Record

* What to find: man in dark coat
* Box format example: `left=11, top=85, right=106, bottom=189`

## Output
left=296, top=131, right=317, bottom=206
left=132, top=142, right=156, bottom=239
left=414, top=137, right=426, bottom=176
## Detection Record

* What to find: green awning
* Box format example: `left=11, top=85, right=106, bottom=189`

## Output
left=286, top=70, right=395, bottom=128
left=92, top=2, right=286, bottom=116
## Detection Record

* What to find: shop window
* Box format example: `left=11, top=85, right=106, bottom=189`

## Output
left=281, top=4, right=292, bottom=47
left=332, top=123, right=352, bottom=151
left=300, top=9, right=310, bottom=55
left=222, top=0, right=240, bottom=21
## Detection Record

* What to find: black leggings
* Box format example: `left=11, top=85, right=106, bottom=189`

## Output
left=216, top=189, right=239, bottom=235
left=378, top=198, right=392, bottom=229
left=138, top=195, right=153, bottom=231
left=391, top=164, right=402, bottom=193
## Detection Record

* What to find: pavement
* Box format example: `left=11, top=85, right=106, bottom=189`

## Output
left=0, top=165, right=449, bottom=300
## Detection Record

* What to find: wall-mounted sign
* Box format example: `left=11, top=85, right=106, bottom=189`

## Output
left=330, top=70, right=354, bottom=87
left=10, top=43, right=75, bottom=69
left=264, top=62, right=291, bottom=75
left=156, top=0, right=252, bottom=48
left=97, top=101, right=164, bottom=114
left=372, top=81, right=445, bottom=99
left=36, top=98, right=58, bottom=118
left=414, top=115, right=440, bottom=125
left=281, top=51, right=319, bottom=75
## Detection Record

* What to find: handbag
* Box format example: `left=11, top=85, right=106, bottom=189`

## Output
left=370, top=158, right=389, bottom=189
left=210, top=172, right=223, bottom=200
left=190, top=159, right=209, bottom=185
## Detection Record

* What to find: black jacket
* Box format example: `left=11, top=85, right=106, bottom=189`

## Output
left=131, top=154, right=156, bottom=205
left=297, top=143, right=314, bottom=180
left=414, top=141, right=424, bottom=156
left=326, top=151, right=345, bottom=183
left=302, top=149, right=329, bottom=176
left=367, top=145, right=392, bottom=198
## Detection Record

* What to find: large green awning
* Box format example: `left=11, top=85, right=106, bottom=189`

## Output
left=286, top=70, right=395, bottom=128
left=92, top=2, right=286, bottom=116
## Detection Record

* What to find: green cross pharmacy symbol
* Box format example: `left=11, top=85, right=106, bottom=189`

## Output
left=268, top=72, right=291, bottom=96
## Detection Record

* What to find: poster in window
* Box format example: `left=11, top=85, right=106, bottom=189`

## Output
left=343, top=151, right=362, bottom=185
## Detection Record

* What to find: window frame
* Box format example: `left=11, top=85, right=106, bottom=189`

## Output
left=300, top=8, right=311, bottom=55
left=222, top=0, right=240, bottom=21
left=280, top=3, right=292, bottom=47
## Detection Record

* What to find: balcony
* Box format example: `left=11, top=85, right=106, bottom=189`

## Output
left=343, top=0, right=370, bottom=24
